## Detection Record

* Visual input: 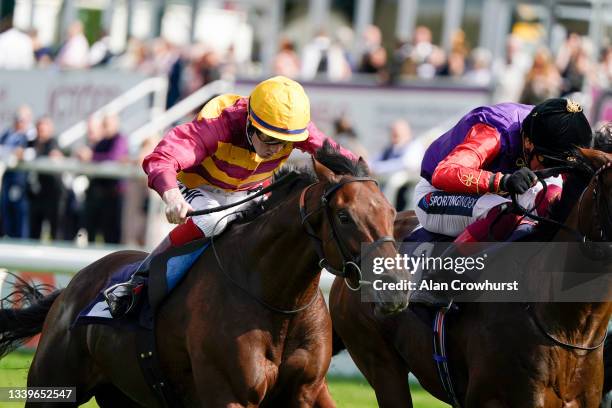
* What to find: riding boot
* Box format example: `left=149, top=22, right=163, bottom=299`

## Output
left=104, top=236, right=172, bottom=317
left=104, top=219, right=205, bottom=317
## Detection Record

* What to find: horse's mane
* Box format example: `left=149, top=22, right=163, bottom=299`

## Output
left=233, top=141, right=368, bottom=224
left=314, top=140, right=369, bottom=177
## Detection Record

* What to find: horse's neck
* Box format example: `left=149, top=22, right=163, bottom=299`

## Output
left=534, top=302, right=611, bottom=348
left=221, top=199, right=321, bottom=309
left=537, top=181, right=612, bottom=345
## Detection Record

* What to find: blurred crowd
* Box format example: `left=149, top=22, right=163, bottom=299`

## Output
left=1, top=17, right=611, bottom=106
left=1, top=103, right=611, bottom=245
left=0, top=100, right=427, bottom=244
left=0, top=105, right=157, bottom=245
left=1, top=15, right=612, bottom=245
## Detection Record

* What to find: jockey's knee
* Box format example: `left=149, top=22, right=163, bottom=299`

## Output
left=473, top=194, right=510, bottom=221
left=415, top=206, right=469, bottom=237
left=169, top=218, right=206, bottom=245
left=193, top=213, right=230, bottom=237
left=535, top=184, right=562, bottom=217
left=415, top=192, right=509, bottom=237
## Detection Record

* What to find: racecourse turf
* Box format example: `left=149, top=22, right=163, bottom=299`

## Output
left=0, top=351, right=449, bottom=407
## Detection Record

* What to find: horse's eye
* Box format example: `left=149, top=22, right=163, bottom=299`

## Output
left=337, top=210, right=352, bottom=225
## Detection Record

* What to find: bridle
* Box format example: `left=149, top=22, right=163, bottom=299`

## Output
left=299, top=177, right=396, bottom=291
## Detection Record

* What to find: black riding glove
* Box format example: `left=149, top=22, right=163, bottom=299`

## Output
left=501, top=168, right=537, bottom=195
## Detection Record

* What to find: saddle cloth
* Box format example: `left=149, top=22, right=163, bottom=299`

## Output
left=73, top=239, right=210, bottom=330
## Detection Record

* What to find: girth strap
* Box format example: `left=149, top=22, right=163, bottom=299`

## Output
left=433, top=308, right=462, bottom=408
left=136, top=328, right=184, bottom=408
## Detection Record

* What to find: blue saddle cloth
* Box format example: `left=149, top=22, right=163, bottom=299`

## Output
left=74, top=240, right=210, bottom=330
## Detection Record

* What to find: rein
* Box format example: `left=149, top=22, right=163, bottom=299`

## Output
left=198, top=173, right=322, bottom=315
left=507, top=166, right=584, bottom=241
left=209, top=208, right=322, bottom=314
left=525, top=304, right=608, bottom=352
left=299, top=177, right=396, bottom=291
left=187, top=172, right=300, bottom=217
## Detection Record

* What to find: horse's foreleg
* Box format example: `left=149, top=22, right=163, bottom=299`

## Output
left=356, top=349, right=413, bottom=408
left=281, top=378, right=333, bottom=408
left=330, top=286, right=412, bottom=407
left=313, top=380, right=335, bottom=408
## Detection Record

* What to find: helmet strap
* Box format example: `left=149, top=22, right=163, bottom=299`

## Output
left=520, top=131, right=534, bottom=168
left=245, top=117, right=255, bottom=150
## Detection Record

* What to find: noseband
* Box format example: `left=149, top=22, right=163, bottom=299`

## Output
left=299, top=177, right=396, bottom=291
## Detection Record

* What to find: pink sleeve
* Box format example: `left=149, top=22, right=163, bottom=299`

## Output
left=294, top=122, right=358, bottom=161
left=142, top=118, right=221, bottom=196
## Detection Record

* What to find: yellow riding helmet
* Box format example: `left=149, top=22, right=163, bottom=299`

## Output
left=248, top=76, right=310, bottom=142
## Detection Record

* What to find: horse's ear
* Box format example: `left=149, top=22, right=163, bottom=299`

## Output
left=357, top=156, right=371, bottom=175
left=578, top=147, right=611, bottom=170
left=312, top=158, right=337, bottom=182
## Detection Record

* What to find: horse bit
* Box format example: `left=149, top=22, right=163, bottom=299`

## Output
left=299, top=177, right=396, bottom=291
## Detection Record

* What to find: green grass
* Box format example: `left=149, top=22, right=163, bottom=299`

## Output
left=327, top=376, right=449, bottom=407
left=0, top=351, right=448, bottom=407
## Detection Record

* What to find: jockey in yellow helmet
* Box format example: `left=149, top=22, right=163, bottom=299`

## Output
left=104, top=76, right=356, bottom=316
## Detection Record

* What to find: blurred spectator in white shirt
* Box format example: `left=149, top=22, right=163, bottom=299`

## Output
left=89, top=30, right=113, bottom=67
left=464, top=48, right=493, bottom=86
left=411, top=26, right=437, bottom=78
left=56, top=21, right=90, bottom=69
left=371, top=119, right=424, bottom=210
left=301, top=30, right=352, bottom=82
left=371, top=119, right=423, bottom=176
left=0, top=22, right=34, bottom=69
left=492, top=35, right=531, bottom=103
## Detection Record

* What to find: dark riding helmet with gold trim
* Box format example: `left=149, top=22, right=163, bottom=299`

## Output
left=522, top=98, right=592, bottom=162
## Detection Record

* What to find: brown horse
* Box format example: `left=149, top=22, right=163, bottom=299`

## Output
left=0, top=144, right=407, bottom=407
left=330, top=148, right=612, bottom=407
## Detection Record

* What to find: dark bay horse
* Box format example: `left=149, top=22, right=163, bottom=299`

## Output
left=0, top=144, right=407, bottom=407
left=330, top=148, right=612, bottom=407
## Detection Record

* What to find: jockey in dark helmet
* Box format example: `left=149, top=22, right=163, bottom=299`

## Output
left=103, top=76, right=356, bottom=317
left=414, top=98, right=592, bottom=242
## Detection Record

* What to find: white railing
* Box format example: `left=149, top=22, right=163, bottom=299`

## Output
left=0, top=241, right=117, bottom=274
left=130, top=79, right=233, bottom=148
left=12, top=157, right=144, bottom=179
left=58, top=76, right=169, bottom=149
